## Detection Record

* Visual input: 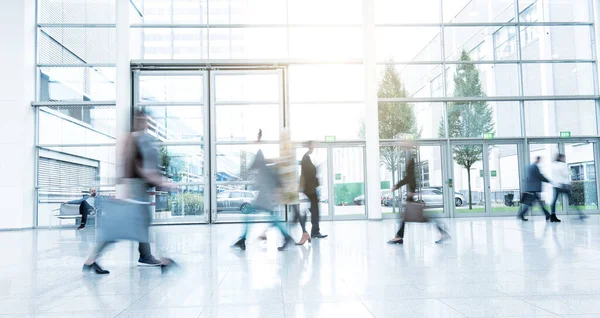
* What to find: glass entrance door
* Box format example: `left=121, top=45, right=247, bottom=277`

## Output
left=451, top=141, right=523, bottom=217
left=211, top=69, right=285, bottom=223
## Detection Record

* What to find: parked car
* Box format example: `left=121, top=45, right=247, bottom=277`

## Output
left=409, top=188, right=465, bottom=207
left=216, top=190, right=255, bottom=213
left=353, top=194, right=365, bottom=205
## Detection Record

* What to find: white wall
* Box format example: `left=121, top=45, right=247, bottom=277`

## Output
left=0, top=0, right=36, bottom=229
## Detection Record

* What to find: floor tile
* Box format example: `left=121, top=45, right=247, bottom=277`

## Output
left=439, top=296, right=555, bottom=317
left=284, top=301, right=374, bottom=318
left=363, top=298, right=464, bottom=318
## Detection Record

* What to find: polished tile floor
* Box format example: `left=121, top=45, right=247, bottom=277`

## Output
left=2, top=215, right=600, bottom=317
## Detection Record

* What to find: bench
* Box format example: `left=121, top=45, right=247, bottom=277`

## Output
left=49, top=203, right=98, bottom=230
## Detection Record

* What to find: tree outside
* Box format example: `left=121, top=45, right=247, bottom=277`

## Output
left=361, top=63, right=420, bottom=211
left=439, top=50, right=494, bottom=210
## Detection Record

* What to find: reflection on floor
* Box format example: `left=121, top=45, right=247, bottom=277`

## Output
left=2, top=216, right=600, bottom=317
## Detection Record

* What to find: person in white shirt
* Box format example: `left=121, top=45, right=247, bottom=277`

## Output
left=551, top=154, right=588, bottom=221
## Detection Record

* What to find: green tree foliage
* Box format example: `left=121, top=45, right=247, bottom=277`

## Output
left=439, top=50, right=494, bottom=209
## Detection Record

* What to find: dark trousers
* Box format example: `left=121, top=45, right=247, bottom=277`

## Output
left=552, top=187, right=585, bottom=217
left=92, top=241, right=152, bottom=260
left=79, top=201, right=93, bottom=225
left=291, top=204, right=307, bottom=233
left=518, top=192, right=550, bottom=217
left=306, top=192, right=320, bottom=234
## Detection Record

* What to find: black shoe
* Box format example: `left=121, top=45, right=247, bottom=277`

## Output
left=387, top=238, right=403, bottom=244
left=517, top=215, right=528, bottom=221
left=550, top=214, right=561, bottom=222
left=232, top=238, right=246, bottom=250
left=435, top=235, right=451, bottom=244
left=138, top=256, right=162, bottom=267
left=580, top=214, right=589, bottom=220
left=311, top=232, right=328, bottom=239
left=83, top=262, right=109, bottom=274
left=278, top=236, right=293, bottom=251
left=77, top=224, right=86, bottom=230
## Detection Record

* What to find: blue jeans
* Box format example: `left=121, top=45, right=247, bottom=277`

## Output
left=240, top=207, right=290, bottom=239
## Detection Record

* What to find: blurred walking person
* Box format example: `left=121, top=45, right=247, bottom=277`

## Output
left=83, top=109, right=171, bottom=275
left=387, top=152, right=450, bottom=245
left=551, top=154, right=588, bottom=221
left=232, top=129, right=294, bottom=251
left=517, top=156, right=553, bottom=222
left=301, top=141, right=327, bottom=239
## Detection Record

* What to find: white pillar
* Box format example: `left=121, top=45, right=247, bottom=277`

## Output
left=595, top=0, right=600, bottom=95
left=0, top=0, right=36, bottom=229
left=363, top=0, right=382, bottom=220
left=116, top=0, right=131, bottom=197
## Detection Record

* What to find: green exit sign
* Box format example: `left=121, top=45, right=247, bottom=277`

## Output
left=335, top=173, right=342, bottom=180
left=483, top=133, right=495, bottom=139
left=491, top=170, right=497, bottom=177
left=325, top=136, right=336, bottom=142
left=560, top=131, right=571, bottom=138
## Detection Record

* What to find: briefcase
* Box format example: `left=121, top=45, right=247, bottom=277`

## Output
left=402, top=202, right=428, bottom=223
left=98, top=197, right=151, bottom=243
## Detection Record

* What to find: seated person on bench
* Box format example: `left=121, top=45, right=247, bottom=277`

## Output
left=64, top=188, right=97, bottom=230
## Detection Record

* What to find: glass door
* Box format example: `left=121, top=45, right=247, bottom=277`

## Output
left=211, top=69, right=285, bottom=223
left=332, top=146, right=366, bottom=219
left=487, top=143, right=522, bottom=215
left=134, top=70, right=210, bottom=224
left=563, top=141, right=598, bottom=214
left=451, top=142, right=489, bottom=216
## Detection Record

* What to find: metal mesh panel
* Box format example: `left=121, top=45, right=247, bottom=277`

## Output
left=38, top=157, right=99, bottom=192
left=39, top=27, right=116, bottom=64
left=38, top=0, right=116, bottom=24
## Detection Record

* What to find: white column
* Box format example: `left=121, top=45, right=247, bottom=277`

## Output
left=363, top=0, right=382, bottom=220
left=116, top=0, right=131, bottom=197
left=0, top=0, right=36, bottom=229
left=595, top=0, right=600, bottom=95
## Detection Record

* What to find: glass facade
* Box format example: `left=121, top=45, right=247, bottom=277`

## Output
left=34, top=0, right=600, bottom=225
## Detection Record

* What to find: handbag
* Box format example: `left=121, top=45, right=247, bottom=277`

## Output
left=402, top=202, right=428, bottom=223
left=97, top=197, right=151, bottom=243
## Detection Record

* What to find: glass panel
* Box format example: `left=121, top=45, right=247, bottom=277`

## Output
left=214, top=73, right=280, bottom=103
left=416, top=145, right=445, bottom=213
left=492, top=102, right=522, bottom=137
left=333, top=148, right=365, bottom=217
left=296, top=148, right=329, bottom=218
left=518, top=0, right=591, bottom=23
left=288, top=0, right=362, bottom=24
left=446, top=102, right=497, bottom=139
left=524, top=101, right=597, bottom=137
left=380, top=145, right=405, bottom=215
left=208, top=0, right=285, bottom=24
left=288, top=65, right=364, bottom=102
left=377, top=65, right=444, bottom=98
left=214, top=184, right=285, bottom=222
left=145, top=106, right=204, bottom=142
left=37, top=145, right=117, bottom=227
left=155, top=185, right=206, bottom=224
left=522, top=63, right=595, bottom=96
left=290, top=103, right=364, bottom=141
left=139, top=74, right=204, bottom=103
left=376, top=27, right=442, bottom=62
left=529, top=143, right=560, bottom=213
left=443, top=0, right=514, bottom=23
left=156, top=145, right=205, bottom=183
left=453, top=144, right=486, bottom=213
left=215, top=144, right=279, bottom=182
left=489, top=144, right=520, bottom=213
left=446, top=63, right=520, bottom=97
left=520, top=26, right=592, bottom=60
left=564, top=143, right=598, bottom=211
left=135, top=0, right=208, bottom=24
left=375, top=0, right=441, bottom=24
left=216, top=104, right=279, bottom=142
left=378, top=102, right=444, bottom=139
left=39, top=107, right=116, bottom=145
left=131, top=28, right=209, bottom=60
left=289, top=27, right=363, bottom=60
left=445, top=26, right=517, bottom=61
left=39, top=67, right=116, bottom=102
left=208, top=28, right=287, bottom=60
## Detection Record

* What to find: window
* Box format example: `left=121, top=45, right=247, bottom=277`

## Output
left=586, top=164, right=596, bottom=181
left=570, top=165, right=584, bottom=181
left=217, top=192, right=229, bottom=199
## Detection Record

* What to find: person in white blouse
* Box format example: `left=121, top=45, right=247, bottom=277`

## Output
left=551, top=154, right=588, bottom=221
